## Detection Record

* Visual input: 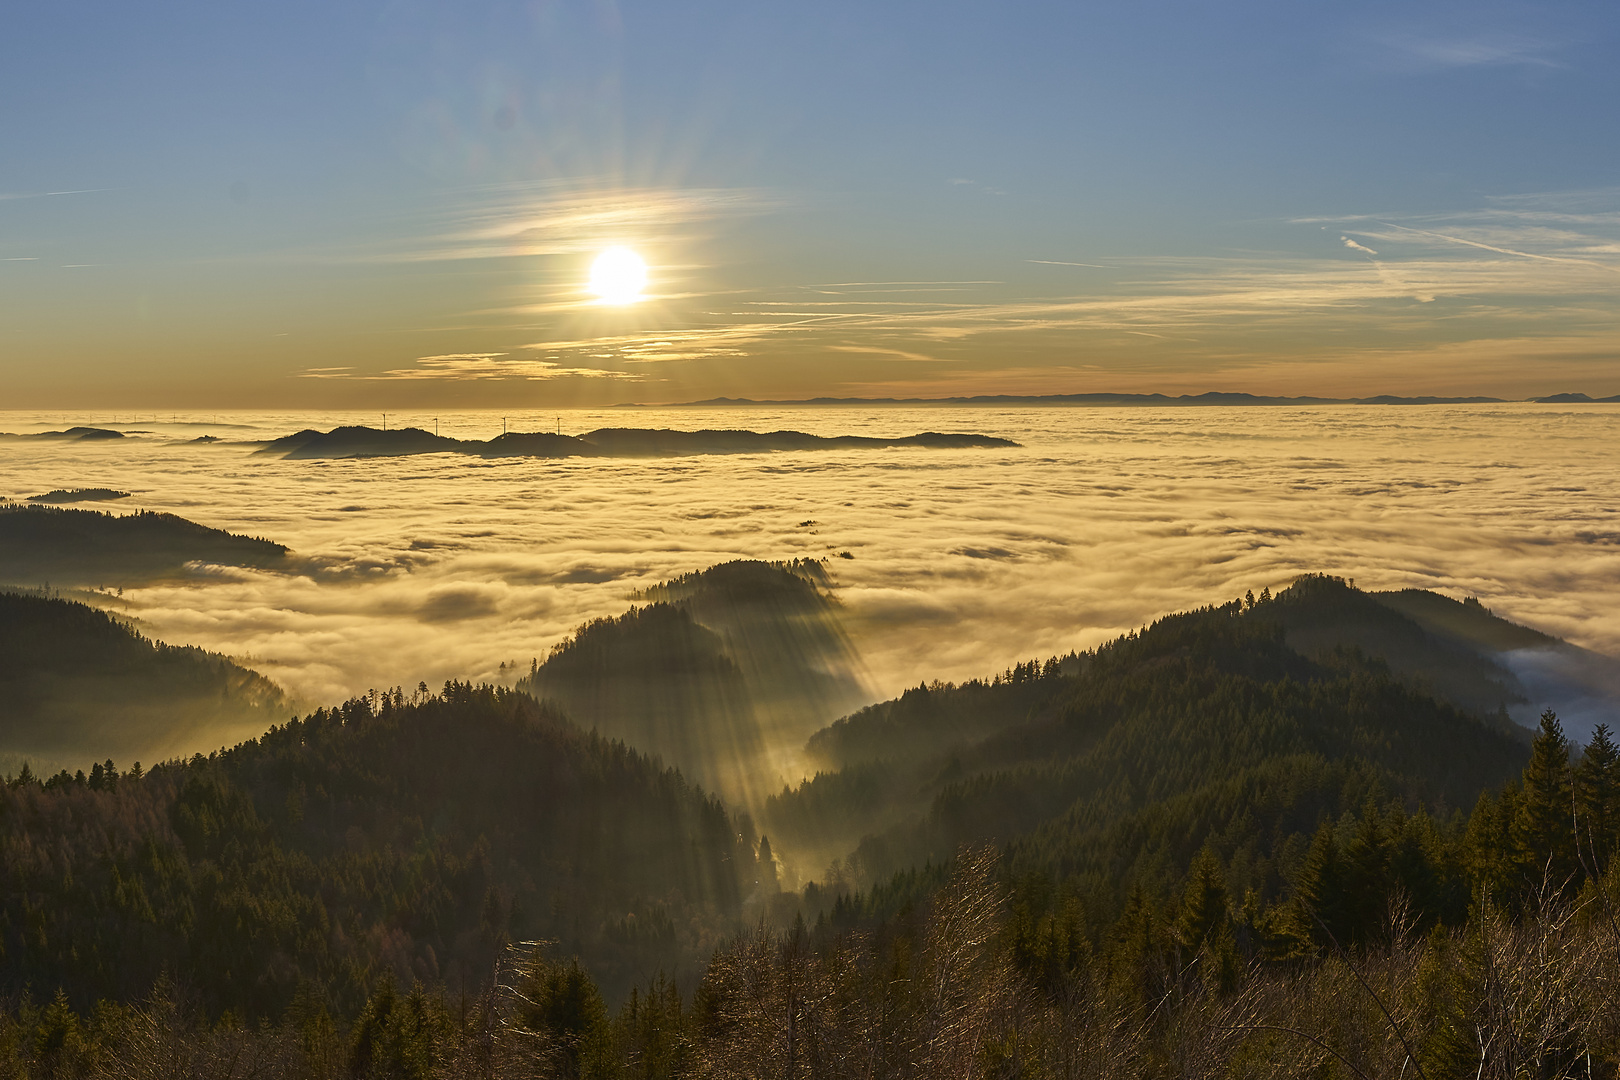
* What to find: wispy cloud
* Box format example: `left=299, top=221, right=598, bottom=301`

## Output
left=1368, top=221, right=1620, bottom=274
left=1378, top=33, right=1563, bottom=71
left=393, top=193, right=1619, bottom=391
left=0, top=188, right=116, bottom=202
left=298, top=355, right=639, bottom=381
left=946, top=178, right=1007, bottom=196
left=352, top=183, right=783, bottom=264
left=827, top=345, right=946, bottom=364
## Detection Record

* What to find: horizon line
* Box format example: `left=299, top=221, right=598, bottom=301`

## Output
left=608, top=390, right=1620, bottom=408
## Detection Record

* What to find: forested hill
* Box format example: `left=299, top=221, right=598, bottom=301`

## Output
left=766, top=576, right=1538, bottom=915
left=0, top=590, right=292, bottom=772
left=0, top=504, right=288, bottom=586
left=1252, top=575, right=1539, bottom=727
left=518, top=559, right=868, bottom=806
left=0, top=684, right=757, bottom=1018
left=255, top=425, right=1016, bottom=460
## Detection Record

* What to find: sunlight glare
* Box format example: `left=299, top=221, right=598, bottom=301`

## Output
left=588, top=247, right=648, bottom=305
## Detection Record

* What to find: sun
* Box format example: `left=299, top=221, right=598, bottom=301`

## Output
left=588, top=246, right=648, bottom=305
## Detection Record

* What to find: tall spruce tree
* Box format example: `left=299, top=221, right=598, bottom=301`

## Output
left=1176, top=846, right=1230, bottom=954
left=1292, top=822, right=1350, bottom=948
left=1575, top=722, right=1619, bottom=874
left=1513, top=709, right=1577, bottom=893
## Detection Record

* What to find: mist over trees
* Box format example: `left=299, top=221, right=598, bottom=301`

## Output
left=2, top=569, right=1618, bottom=1075
left=519, top=560, right=868, bottom=807
left=0, top=590, right=292, bottom=772
left=4, top=712, right=1617, bottom=1077
left=0, top=684, right=758, bottom=1021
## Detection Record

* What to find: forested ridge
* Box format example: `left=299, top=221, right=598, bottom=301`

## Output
left=2, top=574, right=1618, bottom=1077
left=0, top=684, right=756, bottom=1023
left=517, top=559, right=868, bottom=806
left=0, top=505, right=288, bottom=587
left=767, top=576, right=1533, bottom=909
left=0, top=590, right=291, bottom=771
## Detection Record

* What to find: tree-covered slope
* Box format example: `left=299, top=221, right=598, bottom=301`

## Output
left=518, top=560, right=868, bottom=806
left=517, top=602, right=764, bottom=801
left=0, top=590, right=292, bottom=770
left=0, top=684, right=756, bottom=1018
left=0, top=504, right=287, bottom=586
left=1253, top=574, right=1530, bottom=726
left=766, top=577, right=1535, bottom=916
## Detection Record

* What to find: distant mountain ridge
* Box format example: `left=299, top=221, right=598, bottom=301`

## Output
left=664, top=392, right=1510, bottom=407
left=1530, top=392, right=1620, bottom=403
left=627, top=391, right=1620, bottom=407
left=253, top=425, right=1018, bottom=460
left=25, top=487, right=130, bottom=504
left=0, top=426, right=126, bottom=441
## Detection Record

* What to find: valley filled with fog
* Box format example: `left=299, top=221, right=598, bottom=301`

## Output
left=4, top=402, right=1619, bottom=762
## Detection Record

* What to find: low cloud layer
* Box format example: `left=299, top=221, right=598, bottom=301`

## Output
left=2, top=405, right=1618, bottom=762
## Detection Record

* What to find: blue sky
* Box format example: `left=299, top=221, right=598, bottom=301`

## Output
left=2, top=0, right=1617, bottom=406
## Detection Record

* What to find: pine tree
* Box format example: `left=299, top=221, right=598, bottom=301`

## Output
left=1292, top=822, right=1350, bottom=949
left=757, top=835, right=779, bottom=893
left=1176, top=846, right=1229, bottom=953
left=1513, top=709, right=1577, bottom=893
left=1575, top=723, right=1619, bottom=873
left=1342, top=803, right=1393, bottom=944
left=348, top=978, right=448, bottom=1080
left=1177, top=846, right=1242, bottom=993
left=1106, top=886, right=1168, bottom=1018
left=513, top=953, right=613, bottom=1080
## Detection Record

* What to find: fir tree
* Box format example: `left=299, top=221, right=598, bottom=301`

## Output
left=1292, top=822, right=1350, bottom=949
left=757, top=835, right=780, bottom=892
left=513, top=953, right=613, bottom=1080
left=1513, top=709, right=1576, bottom=892
left=1575, top=722, right=1619, bottom=873
left=1176, top=846, right=1229, bottom=954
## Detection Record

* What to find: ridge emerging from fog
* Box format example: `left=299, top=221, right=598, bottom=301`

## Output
left=254, top=425, right=1019, bottom=461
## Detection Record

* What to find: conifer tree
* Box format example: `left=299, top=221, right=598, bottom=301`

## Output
left=513, top=953, right=612, bottom=1080
left=1292, top=822, right=1350, bottom=948
left=1575, top=722, right=1619, bottom=873
left=1176, top=846, right=1229, bottom=953
left=1465, top=786, right=1516, bottom=909
left=757, top=835, right=779, bottom=892
left=348, top=978, right=447, bottom=1080
left=1513, top=709, right=1577, bottom=892
left=1106, top=886, right=1168, bottom=1017
left=1342, top=803, right=1393, bottom=943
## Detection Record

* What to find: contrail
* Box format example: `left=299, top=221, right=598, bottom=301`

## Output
left=1378, top=220, right=1620, bottom=274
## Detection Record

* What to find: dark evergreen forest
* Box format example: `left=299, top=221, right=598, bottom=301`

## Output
left=0, top=590, right=291, bottom=770
left=0, top=505, right=288, bottom=586
left=0, top=684, right=753, bottom=1020
left=1, top=571, right=1617, bottom=1077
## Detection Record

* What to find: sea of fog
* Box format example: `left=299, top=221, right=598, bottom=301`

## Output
left=4, top=403, right=1619, bottom=743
